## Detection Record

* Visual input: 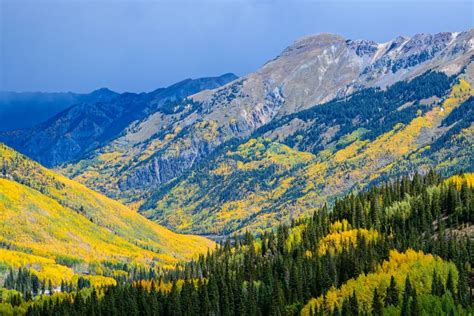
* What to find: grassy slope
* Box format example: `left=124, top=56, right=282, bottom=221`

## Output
left=0, top=144, right=214, bottom=283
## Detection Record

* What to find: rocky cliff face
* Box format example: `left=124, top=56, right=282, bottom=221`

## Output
left=60, top=30, right=473, bottom=207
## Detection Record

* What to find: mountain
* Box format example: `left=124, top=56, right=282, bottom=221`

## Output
left=0, top=89, right=119, bottom=132
left=139, top=69, right=474, bottom=235
left=59, top=30, right=474, bottom=234
left=1, top=27, right=473, bottom=315
left=3, top=31, right=472, bottom=236
left=0, top=73, right=237, bottom=167
left=112, top=30, right=473, bottom=193
left=0, top=144, right=214, bottom=286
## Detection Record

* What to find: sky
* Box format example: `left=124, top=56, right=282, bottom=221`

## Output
left=1, top=0, right=473, bottom=93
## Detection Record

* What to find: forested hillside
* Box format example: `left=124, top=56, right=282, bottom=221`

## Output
left=139, top=69, right=474, bottom=235
left=6, top=172, right=472, bottom=315
left=0, top=144, right=214, bottom=314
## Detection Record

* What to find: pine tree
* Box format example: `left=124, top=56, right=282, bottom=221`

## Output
left=341, top=297, right=351, bottom=316
left=208, top=276, right=220, bottom=315
left=446, top=270, right=455, bottom=296
left=410, top=289, right=420, bottom=316
left=41, top=279, right=46, bottom=295
left=457, top=267, right=469, bottom=306
left=247, top=280, right=258, bottom=316
left=270, top=279, right=285, bottom=316
left=168, top=281, right=182, bottom=316
left=349, top=291, right=359, bottom=316
left=48, top=279, right=53, bottom=296
left=401, top=277, right=413, bottom=316
left=372, top=288, right=383, bottom=316
left=385, top=275, right=399, bottom=307
left=198, top=280, right=211, bottom=316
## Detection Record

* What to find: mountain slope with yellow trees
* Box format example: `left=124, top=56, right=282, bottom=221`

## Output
left=139, top=69, right=474, bottom=235
left=0, top=144, right=214, bottom=286
left=301, top=249, right=458, bottom=315
left=4, top=170, right=473, bottom=315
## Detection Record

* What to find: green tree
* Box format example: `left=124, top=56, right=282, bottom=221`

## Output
left=385, top=275, right=399, bottom=307
left=372, top=288, right=383, bottom=316
left=401, top=277, right=413, bottom=316
left=349, top=291, right=359, bottom=316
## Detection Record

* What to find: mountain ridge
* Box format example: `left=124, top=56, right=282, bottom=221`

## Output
left=0, top=73, right=237, bottom=167
left=0, top=89, right=120, bottom=132
left=137, top=70, right=473, bottom=235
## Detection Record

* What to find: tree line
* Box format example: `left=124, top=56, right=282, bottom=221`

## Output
left=15, top=171, right=474, bottom=315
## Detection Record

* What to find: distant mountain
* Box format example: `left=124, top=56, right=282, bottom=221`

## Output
left=0, top=73, right=237, bottom=167
left=0, top=143, right=214, bottom=284
left=57, top=30, right=473, bottom=231
left=0, top=89, right=119, bottom=132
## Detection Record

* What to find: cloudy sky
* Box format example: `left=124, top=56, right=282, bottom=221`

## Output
left=1, top=0, right=473, bottom=93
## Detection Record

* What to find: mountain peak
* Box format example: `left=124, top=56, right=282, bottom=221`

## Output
left=90, top=87, right=117, bottom=96
left=294, top=32, right=346, bottom=43
left=217, top=72, right=238, bottom=81
left=280, top=33, right=346, bottom=57
left=152, top=73, right=238, bottom=95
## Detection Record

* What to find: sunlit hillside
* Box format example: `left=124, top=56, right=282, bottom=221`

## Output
left=301, top=249, right=458, bottom=315
left=0, top=144, right=215, bottom=285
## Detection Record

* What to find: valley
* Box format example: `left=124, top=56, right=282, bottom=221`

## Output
left=0, top=28, right=473, bottom=315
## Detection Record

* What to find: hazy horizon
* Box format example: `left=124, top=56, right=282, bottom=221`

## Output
left=2, top=0, right=473, bottom=93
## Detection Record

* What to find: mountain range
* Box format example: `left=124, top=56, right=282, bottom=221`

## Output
left=0, top=73, right=237, bottom=167
left=1, top=30, right=473, bottom=237
left=0, top=28, right=473, bottom=315
left=0, top=89, right=119, bottom=132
